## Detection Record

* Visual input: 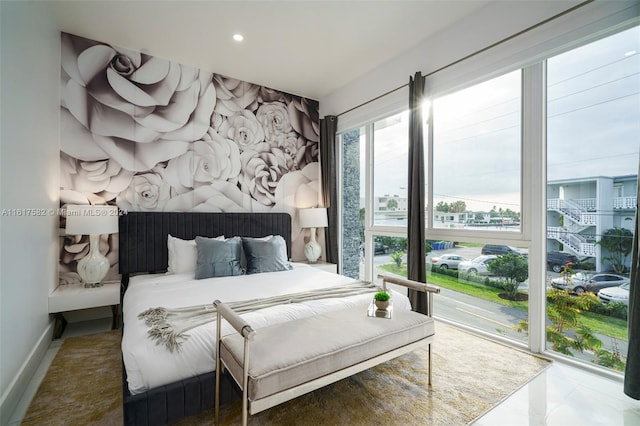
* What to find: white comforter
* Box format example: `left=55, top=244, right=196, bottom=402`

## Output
left=122, top=263, right=411, bottom=394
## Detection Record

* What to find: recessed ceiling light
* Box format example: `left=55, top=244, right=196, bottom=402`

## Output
left=233, top=34, right=244, bottom=42
left=624, top=50, right=636, bottom=57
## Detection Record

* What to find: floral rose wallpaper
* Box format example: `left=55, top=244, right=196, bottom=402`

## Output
left=59, top=32, right=321, bottom=285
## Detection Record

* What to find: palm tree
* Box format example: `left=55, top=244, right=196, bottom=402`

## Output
left=598, top=227, right=634, bottom=273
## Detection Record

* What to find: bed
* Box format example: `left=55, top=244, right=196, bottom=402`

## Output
left=118, top=211, right=417, bottom=425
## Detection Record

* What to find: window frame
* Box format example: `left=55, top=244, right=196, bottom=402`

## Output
left=336, top=6, right=639, bottom=363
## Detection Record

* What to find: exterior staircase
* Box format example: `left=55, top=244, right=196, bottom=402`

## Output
left=547, top=198, right=597, bottom=257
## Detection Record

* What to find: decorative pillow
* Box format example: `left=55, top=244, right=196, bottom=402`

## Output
left=195, top=236, right=244, bottom=279
left=240, top=235, right=273, bottom=268
left=242, top=235, right=292, bottom=274
left=167, top=234, right=224, bottom=274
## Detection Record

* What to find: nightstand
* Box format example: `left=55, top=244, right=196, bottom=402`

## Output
left=304, top=261, right=338, bottom=274
left=48, top=280, right=120, bottom=338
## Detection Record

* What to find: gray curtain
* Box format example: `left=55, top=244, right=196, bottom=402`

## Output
left=407, top=72, right=428, bottom=314
left=319, top=115, right=339, bottom=265
left=624, top=157, right=640, bottom=399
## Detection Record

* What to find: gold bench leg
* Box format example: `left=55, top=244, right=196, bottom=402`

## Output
left=428, top=343, right=433, bottom=386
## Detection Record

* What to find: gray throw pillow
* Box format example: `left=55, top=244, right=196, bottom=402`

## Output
left=242, top=235, right=292, bottom=274
left=195, top=236, right=244, bottom=279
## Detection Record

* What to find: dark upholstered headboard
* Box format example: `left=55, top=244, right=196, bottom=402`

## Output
left=118, top=212, right=292, bottom=275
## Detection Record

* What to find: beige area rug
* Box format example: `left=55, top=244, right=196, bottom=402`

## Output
left=22, top=330, right=123, bottom=426
left=23, top=323, right=549, bottom=426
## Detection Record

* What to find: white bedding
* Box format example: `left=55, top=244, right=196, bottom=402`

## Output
left=122, top=263, right=411, bottom=394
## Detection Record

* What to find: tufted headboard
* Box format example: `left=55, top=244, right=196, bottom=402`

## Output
left=118, top=211, right=292, bottom=276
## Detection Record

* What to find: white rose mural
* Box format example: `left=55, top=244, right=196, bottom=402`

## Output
left=60, top=152, right=134, bottom=203
left=59, top=32, right=321, bottom=284
left=217, top=111, right=266, bottom=153
left=257, top=101, right=294, bottom=148
left=164, top=128, right=242, bottom=193
left=212, top=75, right=260, bottom=116
left=116, top=167, right=171, bottom=211
left=240, top=148, right=289, bottom=206
left=61, top=33, right=216, bottom=171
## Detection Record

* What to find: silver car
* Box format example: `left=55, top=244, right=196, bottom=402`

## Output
left=551, top=272, right=629, bottom=295
left=458, top=255, right=497, bottom=275
left=431, top=254, right=467, bottom=270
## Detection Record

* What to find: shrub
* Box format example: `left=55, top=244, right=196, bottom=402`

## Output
left=579, top=262, right=596, bottom=271
left=486, top=253, right=529, bottom=299
left=588, top=301, right=628, bottom=321
left=389, top=251, right=404, bottom=267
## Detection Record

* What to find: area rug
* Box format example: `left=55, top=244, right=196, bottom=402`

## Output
left=21, top=330, right=123, bottom=426
left=22, top=323, right=549, bottom=426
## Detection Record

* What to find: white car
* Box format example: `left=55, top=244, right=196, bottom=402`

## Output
left=458, top=255, right=497, bottom=275
left=431, top=254, right=467, bottom=270
left=598, top=282, right=630, bottom=305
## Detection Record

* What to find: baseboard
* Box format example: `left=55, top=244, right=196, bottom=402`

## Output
left=0, top=321, right=55, bottom=425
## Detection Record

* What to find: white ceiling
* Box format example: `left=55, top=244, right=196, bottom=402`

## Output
left=51, top=0, right=494, bottom=100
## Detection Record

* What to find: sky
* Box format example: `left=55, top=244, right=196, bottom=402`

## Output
left=362, top=25, right=640, bottom=213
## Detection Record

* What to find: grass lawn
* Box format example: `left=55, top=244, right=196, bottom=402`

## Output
left=581, top=312, right=628, bottom=341
left=377, top=263, right=627, bottom=340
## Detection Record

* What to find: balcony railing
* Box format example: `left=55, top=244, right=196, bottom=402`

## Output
left=549, top=197, right=637, bottom=212
left=573, top=198, right=597, bottom=210
left=613, top=196, right=637, bottom=209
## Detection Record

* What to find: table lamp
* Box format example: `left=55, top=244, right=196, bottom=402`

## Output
left=66, top=205, right=119, bottom=287
left=299, top=208, right=328, bottom=263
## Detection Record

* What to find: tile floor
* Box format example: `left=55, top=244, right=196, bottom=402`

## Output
left=473, top=362, right=640, bottom=425
left=8, top=319, right=640, bottom=425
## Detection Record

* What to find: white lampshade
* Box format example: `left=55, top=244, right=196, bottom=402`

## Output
left=66, top=205, right=119, bottom=235
left=299, top=208, right=328, bottom=229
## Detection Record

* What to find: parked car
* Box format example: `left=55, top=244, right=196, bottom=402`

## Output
left=598, top=282, right=630, bottom=305
left=359, top=242, right=390, bottom=255
left=481, top=244, right=527, bottom=257
left=458, top=255, right=497, bottom=275
left=551, top=272, right=629, bottom=295
left=374, top=242, right=389, bottom=255
left=431, top=254, right=467, bottom=270
left=547, top=251, right=580, bottom=273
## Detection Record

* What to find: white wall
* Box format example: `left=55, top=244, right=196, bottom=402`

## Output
left=0, top=1, right=60, bottom=421
left=319, top=1, right=582, bottom=116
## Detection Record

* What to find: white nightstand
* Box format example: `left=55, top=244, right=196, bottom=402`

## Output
left=304, top=261, right=338, bottom=274
left=48, top=280, right=120, bottom=338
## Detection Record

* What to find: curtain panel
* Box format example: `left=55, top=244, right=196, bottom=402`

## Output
left=624, top=156, right=640, bottom=399
left=320, top=116, right=339, bottom=265
left=407, top=72, right=428, bottom=314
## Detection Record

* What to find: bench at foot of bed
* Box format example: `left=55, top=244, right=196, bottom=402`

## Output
left=214, top=294, right=436, bottom=426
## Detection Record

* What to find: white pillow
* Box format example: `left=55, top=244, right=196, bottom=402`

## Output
left=167, top=234, right=224, bottom=274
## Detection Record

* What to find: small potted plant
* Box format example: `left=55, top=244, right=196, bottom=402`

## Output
left=374, top=290, right=391, bottom=311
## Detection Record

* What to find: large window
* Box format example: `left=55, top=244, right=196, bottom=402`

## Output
left=546, top=26, right=639, bottom=370
left=341, top=72, right=529, bottom=346
left=433, top=71, right=522, bottom=232
left=338, top=20, right=638, bottom=374
left=373, top=112, right=409, bottom=227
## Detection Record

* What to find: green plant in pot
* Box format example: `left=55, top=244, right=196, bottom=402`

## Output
left=374, top=290, right=391, bottom=311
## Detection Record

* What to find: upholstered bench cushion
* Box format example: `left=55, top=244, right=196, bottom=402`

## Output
left=219, top=308, right=434, bottom=401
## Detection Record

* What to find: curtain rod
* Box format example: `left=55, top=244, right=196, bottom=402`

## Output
left=336, top=0, right=593, bottom=118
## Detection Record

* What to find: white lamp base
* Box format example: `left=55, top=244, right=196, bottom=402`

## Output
left=304, top=227, right=322, bottom=263
left=77, top=234, right=110, bottom=288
